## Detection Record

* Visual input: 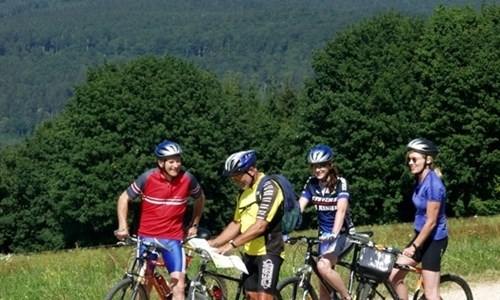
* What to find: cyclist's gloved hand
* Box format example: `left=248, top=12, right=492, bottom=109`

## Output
left=319, top=232, right=337, bottom=241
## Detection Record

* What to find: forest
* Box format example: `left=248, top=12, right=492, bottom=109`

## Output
left=0, top=1, right=499, bottom=253
left=0, top=0, right=493, bottom=146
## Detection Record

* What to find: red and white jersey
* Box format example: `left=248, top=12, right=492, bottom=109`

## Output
left=126, top=168, right=202, bottom=240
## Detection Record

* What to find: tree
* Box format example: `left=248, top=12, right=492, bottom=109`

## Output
left=413, top=5, right=500, bottom=215
left=0, top=55, right=237, bottom=252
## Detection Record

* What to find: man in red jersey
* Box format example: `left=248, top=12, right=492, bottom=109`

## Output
left=114, top=140, right=205, bottom=300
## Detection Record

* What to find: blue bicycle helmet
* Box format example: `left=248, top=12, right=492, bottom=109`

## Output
left=154, top=140, right=182, bottom=158
left=223, top=150, right=257, bottom=176
left=307, top=145, right=335, bottom=164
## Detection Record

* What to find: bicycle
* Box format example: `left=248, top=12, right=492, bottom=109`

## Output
left=347, top=234, right=473, bottom=300
left=184, top=237, right=283, bottom=300
left=277, top=232, right=473, bottom=300
left=105, top=234, right=226, bottom=300
left=277, top=231, right=375, bottom=300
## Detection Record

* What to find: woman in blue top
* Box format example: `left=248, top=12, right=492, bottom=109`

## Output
left=389, top=138, right=448, bottom=300
left=299, top=145, right=355, bottom=300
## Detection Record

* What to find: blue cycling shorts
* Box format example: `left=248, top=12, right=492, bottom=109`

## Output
left=319, top=234, right=348, bottom=258
left=140, top=237, right=186, bottom=274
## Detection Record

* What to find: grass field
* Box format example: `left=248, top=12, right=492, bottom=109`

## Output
left=1, top=215, right=498, bottom=299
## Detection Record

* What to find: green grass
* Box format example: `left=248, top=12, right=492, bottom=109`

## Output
left=1, top=215, right=498, bottom=299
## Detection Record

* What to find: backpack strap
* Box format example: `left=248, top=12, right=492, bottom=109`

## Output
left=256, top=175, right=283, bottom=236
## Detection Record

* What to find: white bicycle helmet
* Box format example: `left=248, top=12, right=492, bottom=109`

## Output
left=154, top=140, right=182, bottom=158
left=307, top=145, right=335, bottom=164
left=407, top=138, right=439, bottom=157
left=223, top=150, right=256, bottom=176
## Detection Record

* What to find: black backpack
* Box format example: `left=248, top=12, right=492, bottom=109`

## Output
left=256, top=174, right=302, bottom=235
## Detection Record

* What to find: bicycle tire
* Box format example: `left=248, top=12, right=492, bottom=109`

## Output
left=277, top=276, right=318, bottom=300
left=105, top=277, right=148, bottom=300
left=412, top=274, right=473, bottom=300
left=355, top=282, right=373, bottom=300
left=187, top=273, right=229, bottom=300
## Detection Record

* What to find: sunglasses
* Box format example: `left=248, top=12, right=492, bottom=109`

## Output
left=406, top=157, right=424, bottom=163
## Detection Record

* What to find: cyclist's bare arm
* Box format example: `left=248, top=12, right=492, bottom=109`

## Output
left=187, top=191, right=206, bottom=237
left=208, top=220, right=240, bottom=248
left=298, top=196, right=308, bottom=213
left=333, top=197, right=348, bottom=236
left=115, top=190, right=132, bottom=240
left=405, top=201, right=440, bottom=257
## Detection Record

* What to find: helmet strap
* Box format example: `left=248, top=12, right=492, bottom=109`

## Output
left=246, top=170, right=256, bottom=187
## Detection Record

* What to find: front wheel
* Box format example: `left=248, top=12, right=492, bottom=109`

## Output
left=355, top=282, right=374, bottom=300
left=277, top=276, right=318, bottom=300
left=187, top=274, right=228, bottom=300
left=412, top=274, right=473, bottom=300
left=105, top=277, right=148, bottom=300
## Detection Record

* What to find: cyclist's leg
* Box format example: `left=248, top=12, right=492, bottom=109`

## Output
left=420, top=237, right=448, bottom=300
left=138, top=237, right=157, bottom=295
left=317, top=235, right=351, bottom=300
left=389, top=254, right=414, bottom=300
left=421, top=270, right=441, bottom=300
left=243, top=253, right=283, bottom=300
left=151, top=238, right=187, bottom=300
left=390, top=233, right=424, bottom=300
left=164, top=240, right=186, bottom=300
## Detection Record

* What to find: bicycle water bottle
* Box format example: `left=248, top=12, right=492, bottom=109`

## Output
left=211, top=286, right=224, bottom=300
left=154, top=272, right=171, bottom=296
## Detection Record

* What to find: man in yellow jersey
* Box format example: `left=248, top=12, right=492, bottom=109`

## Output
left=209, top=150, right=285, bottom=300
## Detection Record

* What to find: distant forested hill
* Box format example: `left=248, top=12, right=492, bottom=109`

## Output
left=0, top=0, right=492, bottom=146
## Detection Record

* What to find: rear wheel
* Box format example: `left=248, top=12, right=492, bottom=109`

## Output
left=277, top=276, right=318, bottom=300
left=105, top=277, right=148, bottom=300
left=412, top=274, right=473, bottom=300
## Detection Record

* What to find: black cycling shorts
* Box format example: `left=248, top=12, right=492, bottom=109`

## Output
left=242, top=253, right=283, bottom=294
left=409, top=234, right=448, bottom=272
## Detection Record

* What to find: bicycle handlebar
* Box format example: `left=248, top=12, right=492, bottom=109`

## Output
left=285, top=236, right=321, bottom=245
left=347, top=234, right=402, bottom=255
left=285, top=231, right=402, bottom=254
left=285, top=231, right=375, bottom=246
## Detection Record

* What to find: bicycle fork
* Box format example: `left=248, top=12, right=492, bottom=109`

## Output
left=296, top=264, right=315, bottom=299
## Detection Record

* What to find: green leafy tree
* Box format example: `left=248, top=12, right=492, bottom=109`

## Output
left=0, top=55, right=238, bottom=252
left=301, top=5, right=499, bottom=225
left=413, top=5, right=500, bottom=215
left=299, top=12, right=426, bottom=225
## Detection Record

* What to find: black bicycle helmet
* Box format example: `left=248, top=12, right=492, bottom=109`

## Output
left=407, top=138, right=439, bottom=157
left=307, top=145, right=335, bottom=164
left=154, top=140, right=182, bottom=158
left=223, top=150, right=256, bottom=176
left=196, top=227, right=212, bottom=240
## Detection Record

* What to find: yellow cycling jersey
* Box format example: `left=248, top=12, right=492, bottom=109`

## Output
left=234, top=173, right=285, bottom=257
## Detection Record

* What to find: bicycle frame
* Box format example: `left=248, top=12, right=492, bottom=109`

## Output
left=125, top=237, right=172, bottom=299
left=286, top=232, right=374, bottom=298
left=118, top=236, right=196, bottom=300
left=347, top=237, right=473, bottom=300
left=188, top=247, right=246, bottom=300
